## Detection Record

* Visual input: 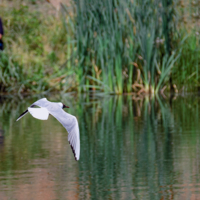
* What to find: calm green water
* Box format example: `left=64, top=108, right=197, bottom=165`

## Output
left=0, top=94, right=200, bottom=200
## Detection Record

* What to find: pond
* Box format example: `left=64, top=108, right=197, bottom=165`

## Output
left=0, top=93, right=200, bottom=200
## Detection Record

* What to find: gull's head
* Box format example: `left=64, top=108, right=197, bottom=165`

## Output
left=58, top=102, right=69, bottom=109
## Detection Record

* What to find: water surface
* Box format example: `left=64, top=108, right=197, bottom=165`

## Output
left=0, top=94, right=200, bottom=200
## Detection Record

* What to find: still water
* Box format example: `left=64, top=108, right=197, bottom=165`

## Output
left=0, top=94, right=200, bottom=200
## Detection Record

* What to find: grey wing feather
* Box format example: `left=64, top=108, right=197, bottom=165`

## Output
left=49, top=109, right=80, bottom=160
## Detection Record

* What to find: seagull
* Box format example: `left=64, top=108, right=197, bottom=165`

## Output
left=16, top=98, right=80, bottom=161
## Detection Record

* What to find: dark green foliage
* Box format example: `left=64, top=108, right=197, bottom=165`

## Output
left=0, top=51, right=49, bottom=93
left=0, top=51, right=23, bottom=93
left=172, top=32, right=200, bottom=92
left=62, top=0, right=182, bottom=94
left=0, top=0, right=199, bottom=94
left=0, top=2, right=71, bottom=94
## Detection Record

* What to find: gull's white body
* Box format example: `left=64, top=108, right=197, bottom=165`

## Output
left=16, top=98, right=80, bottom=160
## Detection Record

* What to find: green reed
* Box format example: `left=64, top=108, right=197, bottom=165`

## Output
left=172, top=32, right=200, bottom=92
left=62, top=0, right=182, bottom=94
left=1, top=0, right=198, bottom=94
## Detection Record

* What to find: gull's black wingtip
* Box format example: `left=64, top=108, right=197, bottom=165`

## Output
left=69, top=141, right=78, bottom=161
left=16, top=105, right=35, bottom=122
left=16, top=109, right=29, bottom=122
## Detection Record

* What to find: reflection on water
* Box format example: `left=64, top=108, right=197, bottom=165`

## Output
left=0, top=94, right=200, bottom=199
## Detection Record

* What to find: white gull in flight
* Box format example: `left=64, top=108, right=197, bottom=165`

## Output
left=16, top=98, right=80, bottom=160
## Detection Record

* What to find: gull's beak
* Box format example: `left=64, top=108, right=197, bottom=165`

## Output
left=63, top=104, right=69, bottom=108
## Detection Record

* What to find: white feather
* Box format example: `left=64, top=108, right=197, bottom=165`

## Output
left=28, top=107, right=49, bottom=120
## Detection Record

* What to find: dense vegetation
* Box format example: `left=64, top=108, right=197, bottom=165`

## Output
left=0, top=0, right=199, bottom=94
left=0, top=1, right=71, bottom=93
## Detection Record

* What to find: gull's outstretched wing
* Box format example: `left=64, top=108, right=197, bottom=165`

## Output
left=50, top=109, right=80, bottom=160
left=16, top=105, right=36, bottom=121
left=28, top=107, right=49, bottom=120
left=16, top=98, right=48, bottom=121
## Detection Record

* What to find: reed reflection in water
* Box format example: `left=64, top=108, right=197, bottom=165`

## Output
left=0, top=94, right=200, bottom=199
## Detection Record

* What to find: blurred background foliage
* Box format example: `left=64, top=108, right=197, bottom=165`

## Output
left=0, top=0, right=71, bottom=93
left=0, top=0, right=199, bottom=94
